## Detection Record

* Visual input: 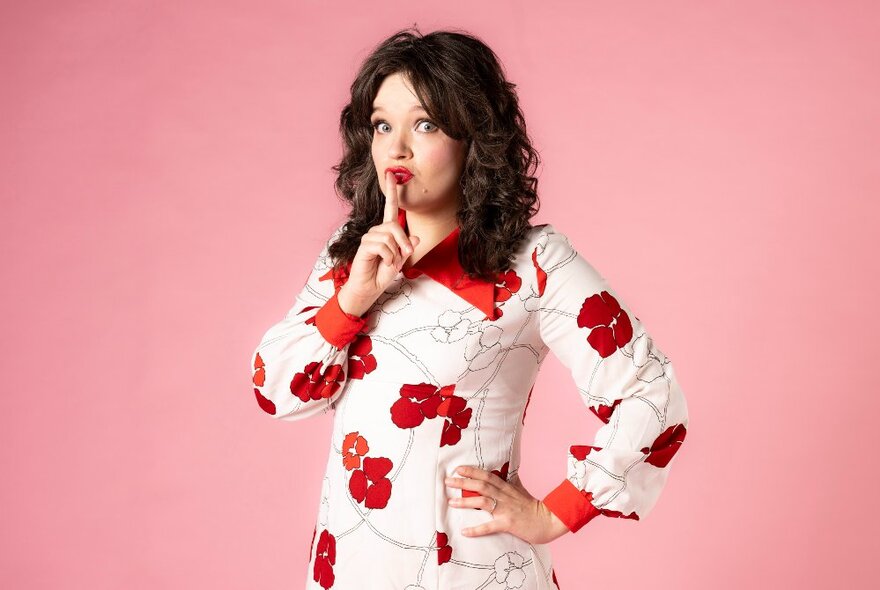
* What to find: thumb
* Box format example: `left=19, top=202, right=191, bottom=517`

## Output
left=409, top=235, right=421, bottom=248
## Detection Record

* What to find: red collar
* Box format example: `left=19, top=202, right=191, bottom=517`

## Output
left=320, top=210, right=499, bottom=320
left=396, top=208, right=498, bottom=319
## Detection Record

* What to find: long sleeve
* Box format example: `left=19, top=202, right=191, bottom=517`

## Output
left=250, top=223, right=368, bottom=422
left=534, top=226, right=689, bottom=533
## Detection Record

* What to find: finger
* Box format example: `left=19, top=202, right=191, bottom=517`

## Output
left=362, top=233, right=402, bottom=267
left=382, top=170, right=399, bottom=224
left=360, top=238, right=399, bottom=267
left=445, top=475, right=498, bottom=498
left=453, top=465, right=508, bottom=491
left=462, top=520, right=503, bottom=538
left=447, top=495, right=497, bottom=512
left=381, top=223, right=414, bottom=259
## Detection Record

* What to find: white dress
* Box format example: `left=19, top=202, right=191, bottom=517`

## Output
left=250, top=208, right=689, bottom=590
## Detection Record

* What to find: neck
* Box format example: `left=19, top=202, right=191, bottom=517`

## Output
left=402, top=205, right=459, bottom=267
left=405, top=209, right=458, bottom=240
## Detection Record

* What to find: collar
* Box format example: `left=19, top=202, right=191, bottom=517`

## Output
left=320, top=210, right=499, bottom=320
left=396, top=208, right=498, bottom=319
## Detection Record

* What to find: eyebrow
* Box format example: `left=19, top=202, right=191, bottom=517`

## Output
left=371, top=104, right=428, bottom=114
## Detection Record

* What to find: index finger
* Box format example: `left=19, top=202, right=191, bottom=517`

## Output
left=382, top=169, right=399, bottom=224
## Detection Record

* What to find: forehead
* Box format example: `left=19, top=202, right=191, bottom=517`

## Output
left=371, top=73, right=428, bottom=113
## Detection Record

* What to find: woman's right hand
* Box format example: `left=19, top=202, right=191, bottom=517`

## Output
left=336, top=170, right=421, bottom=316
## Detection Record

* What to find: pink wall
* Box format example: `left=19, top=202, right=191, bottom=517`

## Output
left=2, top=1, right=877, bottom=588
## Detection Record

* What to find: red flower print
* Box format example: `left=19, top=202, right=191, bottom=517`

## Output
left=319, top=262, right=352, bottom=291
left=390, top=383, right=471, bottom=447
left=577, top=290, right=633, bottom=358
left=532, top=248, right=547, bottom=297
left=436, top=531, right=452, bottom=565
left=463, top=461, right=509, bottom=499
left=437, top=393, right=472, bottom=447
left=342, top=431, right=369, bottom=471
left=569, top=446, right=602, bottom=460
left=308, top=524, right=317, bottom=564
left=313, top=528, right=336, bottom=589
left=252, top=352, right=265, bottom=386
left=522, top=385, right=534, bottom=425
left=494, top=461, right=510, bottom=480
left=551, top=568, right=560, bottom=589
left=347, top=335, right=377, bottom=380
left=390, top=383, right=450, bottom=429
left=495, top=269, right=522, bottom=303
left=290, top=361, right=345, bottom=403
left=254, top=388, right=276, bottom=415
left=599, top=507, right=639, bottom=520
left=301, top=305, right=320, bottom=327
left=349, top=456, right=394, bottom=509
left=641, top=424, right=687, bottom=468
left=579, top=489, right=639, bottom=521
left=590, top=399, right=621, bottom=423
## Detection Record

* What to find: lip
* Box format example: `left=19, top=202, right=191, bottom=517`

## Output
left=386, top=166, right=414, bottom=184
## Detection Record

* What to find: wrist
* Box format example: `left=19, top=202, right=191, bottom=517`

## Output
left=336, top=284, right=372, bottom=318
left=540, top=500, right=572, bottom=540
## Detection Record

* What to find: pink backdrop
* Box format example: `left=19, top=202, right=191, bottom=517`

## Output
left=2, top=1, right=877, bottom=588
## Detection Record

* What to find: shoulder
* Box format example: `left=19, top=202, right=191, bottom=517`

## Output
left=520, top=223, right=607, bottom=290
left=518, top=223, right=577, bottom=262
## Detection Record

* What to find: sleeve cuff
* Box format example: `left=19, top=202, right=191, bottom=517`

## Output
left=542, top=478, right=602, bottom=533
left=314, top=291, right=368, bottom=348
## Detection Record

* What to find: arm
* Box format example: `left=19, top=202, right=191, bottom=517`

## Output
left=250, top=223, right=368, bottom=422
left=534, top=226, right=689, bottom=533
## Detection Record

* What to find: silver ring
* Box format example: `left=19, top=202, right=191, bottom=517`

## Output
left=488, top=496, right=498, bottom=513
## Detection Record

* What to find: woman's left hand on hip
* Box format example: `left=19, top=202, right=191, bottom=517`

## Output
left=444, top=465, right=571, bottom=545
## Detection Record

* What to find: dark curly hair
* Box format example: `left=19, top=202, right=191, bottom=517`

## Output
left=328, top=25, right=542, bottom=283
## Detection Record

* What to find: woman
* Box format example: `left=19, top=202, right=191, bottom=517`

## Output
left=251, top=27, right=689, bottom=590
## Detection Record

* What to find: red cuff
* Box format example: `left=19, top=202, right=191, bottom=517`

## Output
left=542, top=479, right=602, bottom=533
left=314, top=291, right=367, bottom=348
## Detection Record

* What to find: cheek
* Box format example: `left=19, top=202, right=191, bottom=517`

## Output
left=422, top=145, right=464, bottom=177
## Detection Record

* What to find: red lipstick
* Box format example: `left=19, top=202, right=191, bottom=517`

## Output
left=386, top=166, right=413, bottom=184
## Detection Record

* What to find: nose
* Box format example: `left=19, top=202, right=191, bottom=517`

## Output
left=387, top=131, right=412, bottom=160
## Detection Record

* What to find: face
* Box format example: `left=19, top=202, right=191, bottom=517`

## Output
left=370, top=72, right=467, bottom=216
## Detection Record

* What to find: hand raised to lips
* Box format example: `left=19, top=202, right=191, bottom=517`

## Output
left=333, top=169, right=421, bottom=317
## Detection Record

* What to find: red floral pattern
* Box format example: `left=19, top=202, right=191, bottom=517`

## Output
left=486, top=269, right=523, bottom=320
left=521, top=385, right=534, bottom=425
left=437, top=394, right=473, bottom=446
left=641, top=424, right=688, bottom=468
left=590, top=399, right=622, bottom=423
left=313, top=528, right=336, bottom=589
left=347, top=335, right=377, bottom=380
left=390, top=383, right=472, bottom=447
left=577, top=290, right=634, bottom=358
left=254, top=388, right=276, bottom=415
left=342, top=431, right=369, bottom=471
left=532, top=247, right=547, bottom=297
left=579, top=489, right=640, bottom=521
left=495, top=269, right=522, bottom=302
left=252, top=352, right=265, bottom=386
left=290, top=360, right=345, bottom=402
left=569, top=446, right=602, bottom=460
left=349, top=456, right=394, bottom=509
left=436, top=531, right=452, bottom=565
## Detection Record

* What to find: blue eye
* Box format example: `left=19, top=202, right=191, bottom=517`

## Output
left=370, top=119, right=437, bottom=133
